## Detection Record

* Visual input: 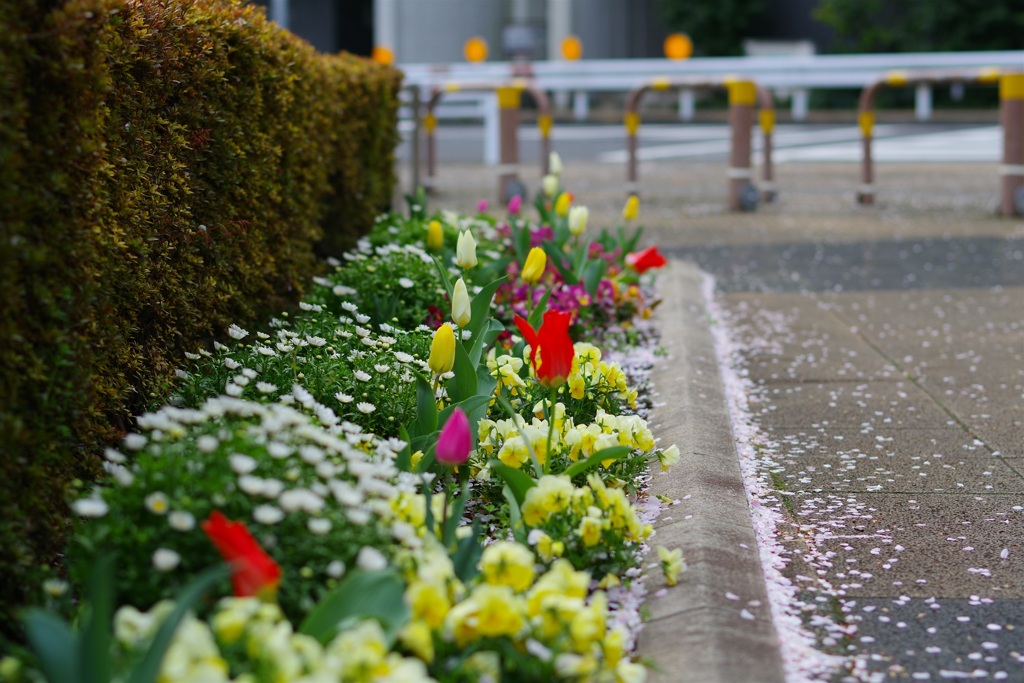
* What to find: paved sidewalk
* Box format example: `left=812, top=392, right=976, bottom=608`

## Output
left=405, top=159, right=1024, bottom=681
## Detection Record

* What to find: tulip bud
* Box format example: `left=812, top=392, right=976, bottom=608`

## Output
left=554, top=192, right=572, bottom=217
left=427, top=220, right=444, bottom=251
left=428, top=323, right=456, bottom=375
left=452, top=278, right=472, bottom=327
left=508, top=195, right=523, bottom=215
left=548, top=151, right=563, bottom=177
left=455, top=230, right=477, bottom=269
left=542, top=174, right=559, bottom=198
left=476, top=199, right=489, bottom=213
left=436, top=408, right=472, bottom=465
left=521, top=247, right=547, bottom=285
left=622, top=195, right=639, bottom=222
left=568, top=205, right=588, bottom=236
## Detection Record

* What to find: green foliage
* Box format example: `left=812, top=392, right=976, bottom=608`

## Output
left=0, top=0, right=400, bottom=633
left=656, top=0, right=767, bottom=56
left=814, top=0, right=1024, bottom=53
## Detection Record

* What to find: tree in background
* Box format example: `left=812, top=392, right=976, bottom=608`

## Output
left=657, top=0, right=767, bottom=56
left=815, top=0, right=1024, bottom=53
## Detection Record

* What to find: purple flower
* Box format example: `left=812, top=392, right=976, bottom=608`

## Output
left=436, top=408, right=472, bottom=465
left=507, top=195, right=522, bottom=215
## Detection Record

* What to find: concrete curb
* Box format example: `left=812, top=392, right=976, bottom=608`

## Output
left=637, top=260, right=786, bottom=683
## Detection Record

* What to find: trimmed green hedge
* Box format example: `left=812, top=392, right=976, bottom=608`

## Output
left=0, top=0, right=400, bottom=633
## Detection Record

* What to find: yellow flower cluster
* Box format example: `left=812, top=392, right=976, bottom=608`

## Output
left=522, top=474, right=652, bottom=548
left=565, top=343, right=638, bottom=410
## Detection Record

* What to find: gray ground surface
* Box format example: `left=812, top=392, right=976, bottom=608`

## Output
left=400, top=155, right=1024, bottom=681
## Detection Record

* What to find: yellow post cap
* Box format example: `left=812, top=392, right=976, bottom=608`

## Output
left=561, top=35, right=583, bottom=61
left=464, top=37, right=488, bottom=63
left=664, top=33, right=693, bottom=60
left=1000, top=73, right=1024, bottom=100
left=423, top=113, right=438, bottom=133
left=885, top=70, right=909, bottom=86
left=651, top=77, right=672, bottom=91
left=371, top=45, right=394, bottom=65
left=978, top=67, right=1001, bottom=84
left=726, top=80, right=756, bottom=106
left=496, top=86, right=522, bottom=109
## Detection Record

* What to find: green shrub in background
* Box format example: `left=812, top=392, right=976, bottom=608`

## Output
left=0, top=0, right=400, bottom=635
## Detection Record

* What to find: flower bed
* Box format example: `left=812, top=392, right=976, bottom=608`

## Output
left=4, top=168, right=681, bottom=683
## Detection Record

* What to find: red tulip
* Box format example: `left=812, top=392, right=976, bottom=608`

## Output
left=514, top=310, right=575, bottom=389
left=202, top=511, right=282, bottom=598
left=436, top=408, right=472, bottom=465
left=625, top=246, right=668, bottom=274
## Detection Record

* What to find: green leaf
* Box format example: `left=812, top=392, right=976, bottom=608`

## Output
left=396, top=425, right=413, bottom=472
left=81, top=553, right=116, bottom=683
left=514, top=222, right=532, bottom=264
left=526, top=289, right=552, bottom=329
left=415, top=376, right=438, bottom=437
left=300, top=570, right=410, bottom=645
left=490, top=462, right=537, bottom=505
left=431, top=255, right=455, bottom=302
left=467, top=276, right=507, bottom=343
left=22, top=611, right=79, bottom=683
left=448, top=340, right=478, bottom=404
left=583, top=260, right=607, bottom=299
left=562, top=446, right=633, bottom=479
left=541, top=242, right=577, bottom=285
left=502, top=484, right=527, bottom=543
left=127, top=565, right=229, bottom=683
left=451, top=521, right=485, bottom=583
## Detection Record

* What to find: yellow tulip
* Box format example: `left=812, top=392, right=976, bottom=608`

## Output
left=548, top=151, right=563, bottom=177
left=622, top=195, right=639, bottom=221
left=568, top=205, right=588, bottom=236
left=428, top=323, right=456, bottom=375
left=427, top=220, right=444, bottom=251
left=452, top=278, right=472, bottom=327
left=554, top=192, right=572, bottom=217
left=521, top=247, right=547, bottom=284
left=455, top=230, right=477, bottom=269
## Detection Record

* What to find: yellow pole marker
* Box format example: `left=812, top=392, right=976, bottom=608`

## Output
left=858, top=111, right=874, bottom=138
left=663, top=33, right=693, bottom=60
left=885, top=71, right=908, bottom=86
left=727, top=81, right=756, bottom=106
left=496, top=86, right=522, bottom=110
left=1000, top=73, right=1024, bottom=100
left=464, top=37, right=488, bottom=63
left=444, top=82, right=462, bottom=92
left=371, top=45, right=394, bottom=65
left=423, top=113, right=438, bottom=133
left=651, top=77, right=671, bottom=91
left=538, top=114, right=553, bottom=138
left=624, top=112, right=640, bottom=135
left=759, top=109, right=775, bottom=134
left=561, top=35, right=583, bottom=61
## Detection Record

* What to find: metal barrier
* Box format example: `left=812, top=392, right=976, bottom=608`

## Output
left=625, top=77, right=775, bottom=211
left=423, top=80, right=552, bottom=202
left=856, top=68, right=1023, bottom=215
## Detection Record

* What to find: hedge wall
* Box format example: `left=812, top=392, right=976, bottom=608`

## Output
left=0, top=0, right=400, bottom=633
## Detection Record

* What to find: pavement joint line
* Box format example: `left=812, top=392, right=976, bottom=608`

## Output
left=821, top=301, right=998, bottom=453
left=638, top=260, right=786, bottom=683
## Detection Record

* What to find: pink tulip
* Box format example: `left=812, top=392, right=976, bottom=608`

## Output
left=436, top=408, right=472, bottom=465
left=507, top=195, right=522, bottom=215
left=476, top=199, right=489, bottom=213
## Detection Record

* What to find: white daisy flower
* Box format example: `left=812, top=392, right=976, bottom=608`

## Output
left=174, top=369, right=189, bottom=380
left=225, top=383, right=244, bottom=397
left=168, top=510, right=195, bottom=532
left=256, top=331, right=271, bottom=340
left=394, top=351, right=414, bottom=363
left=241, top=368, right=258, bottom=379
left=306, top=336, right=327, bottom=347
left=124, top=433, right=147, bottom=451
left=333, top=284, right=356, bottom=296
left=196, top=435, right=219, bottom=453
left=378, top=336, right=397, bottom=345
left=326, top=560, right=346, bottom=578
left=227, top=324, right=248, bottom=340
left=43, top=579, right=68, bottom=597
left=184, top=351, right=201, bottom=360
left=355, top=546, right=388, bottom=571
left=341, top=302, right=358, bottom=312
left=360, top=338, right=377, bottom=348
left=224, top=357, right=241, bottom=370
left=355, top=314, right=371, bottom=324
left=256, top=346, right=277, bottom=357
left=353, top=370, right=372, bottom=382
left=103, top=461, right=134, bottom=487
left=229, top=453, right=258, bottom=475
left=232, top=374, right=250, bottom=387
left=307, top=518, right=332, bottom=535
left=354, top=326, right=370, bottom=338
left=262, top=478, right=285, bottom=498
left=104, top=448, right=127, bottom=464
left=152, top=548, right=181, bottom=572
left=398, top=278, right=414, bottom=288
left=256, top=382, right=278, bottom=394
left=145, top=492, right=170, bottom=515
left=267, top=442, right=292, bottom=459
left=356, top=402, right=376, bottom=414
left=373, top=364, right=390, bottom=373
left=237, top=475, right=265, bottom=496
left=72, top=496, right=109, bottom=518
left=213, top=341, right=227, bottom=351
left=253, top=504, right=285, bottom=525
left=334, top=392, right=354, bottom=404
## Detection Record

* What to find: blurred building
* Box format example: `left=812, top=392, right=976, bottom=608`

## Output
left=254, top=0, right=832, bottom=61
